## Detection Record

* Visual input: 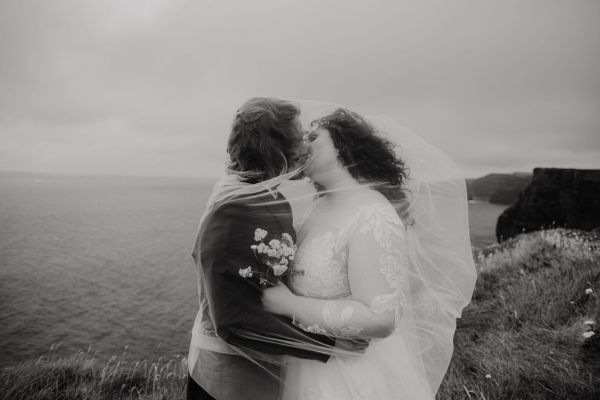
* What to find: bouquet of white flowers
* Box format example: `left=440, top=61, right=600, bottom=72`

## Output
left=238, top=228, right=297, bottom=286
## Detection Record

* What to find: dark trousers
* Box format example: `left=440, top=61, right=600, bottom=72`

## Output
left=187, top=374, right=216, bottom=400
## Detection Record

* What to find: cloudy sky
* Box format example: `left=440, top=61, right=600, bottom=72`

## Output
left=1, top=0, right=598, bottom=178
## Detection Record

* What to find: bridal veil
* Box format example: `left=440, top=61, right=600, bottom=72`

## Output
left=189, top=99, right=477, bottom=398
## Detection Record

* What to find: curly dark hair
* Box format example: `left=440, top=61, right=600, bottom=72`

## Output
left=314, top=108, right=409, bottom=204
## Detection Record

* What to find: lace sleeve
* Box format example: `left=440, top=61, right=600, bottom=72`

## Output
left=291, top=204, right=409, bottom=339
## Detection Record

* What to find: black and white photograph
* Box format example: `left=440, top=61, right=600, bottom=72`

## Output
left=1, top=1, right=599, bottom=399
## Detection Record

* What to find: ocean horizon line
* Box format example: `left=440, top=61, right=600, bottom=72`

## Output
left=0, top=170, right=218, bottom=181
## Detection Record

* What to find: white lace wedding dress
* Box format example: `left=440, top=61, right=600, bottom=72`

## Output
left=282, top=193, right=434, bottom=400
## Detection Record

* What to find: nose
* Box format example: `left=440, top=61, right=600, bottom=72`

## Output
left=302, top=132, right=310, bottom=144
left=299, top=140, right=310, bottom=157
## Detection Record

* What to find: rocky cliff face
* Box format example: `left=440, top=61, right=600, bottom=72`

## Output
left=489, top=186, right=526, bottom=205
left=496, top=168, right=600, bottom=241
left=467, top=173, right=531, bottom=204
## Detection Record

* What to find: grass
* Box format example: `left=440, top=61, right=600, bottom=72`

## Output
left=438, top=229, right=600, bottom=400
left=1, top=228, right=599, bottom=399
left=0, top=349, right=187, bottom=400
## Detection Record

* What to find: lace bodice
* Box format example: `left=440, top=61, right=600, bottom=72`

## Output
left=287, top=198, right=410, bottom=338
left=290, top=228, right=351, bottom=299
left=290, top=200, right=407, bottom=297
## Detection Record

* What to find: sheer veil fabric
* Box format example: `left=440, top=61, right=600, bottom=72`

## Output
left=188, top=99, right=477, bottom=398
left=289, top=100, right=477, bottom=395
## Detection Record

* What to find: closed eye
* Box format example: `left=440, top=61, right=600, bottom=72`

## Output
left=306, top=131, right=319, bottom=142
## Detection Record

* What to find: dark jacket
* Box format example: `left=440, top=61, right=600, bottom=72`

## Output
left=193, top=189, right=335, bottom=361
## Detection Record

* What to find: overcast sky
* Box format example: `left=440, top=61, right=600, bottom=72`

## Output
left=1, top=0, right=598, bottom=178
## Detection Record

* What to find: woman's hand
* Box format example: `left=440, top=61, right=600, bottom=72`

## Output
left=262, top=281, right=296, bottom=318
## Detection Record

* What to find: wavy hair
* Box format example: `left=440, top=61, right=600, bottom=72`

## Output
left=314, top=108, right=409, bottom=204
left=227, top=97, right=301, bottom=182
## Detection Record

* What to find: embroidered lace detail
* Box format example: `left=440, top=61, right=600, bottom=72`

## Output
left=379, top=252, right=406, bottom=289
left=290, top=231, right=350, bottom=299
left=294, top=322, right=329, bottom=335
left=370, top=293, right=399, bottom=315
left=293, top=301, right=365, bottom=339
left=356, top=204, right=405, bottom=252
left=320, top=300, right=365, bottom=338
left=290, top=201, right=409, bottom=335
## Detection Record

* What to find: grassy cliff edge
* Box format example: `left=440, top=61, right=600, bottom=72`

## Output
left=2, top=229, right=599, bottom=400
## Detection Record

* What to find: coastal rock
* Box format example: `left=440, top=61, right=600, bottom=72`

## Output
left=496, top=168, right=600, bottom=241
left=489, top=185, right=528, bottom=205
left=467, top=173, right=531, bottom=204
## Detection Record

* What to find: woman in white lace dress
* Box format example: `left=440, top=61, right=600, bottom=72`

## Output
left=262, top=108, right=441, bottom=399
left=263, top=104, right=476, bottom=400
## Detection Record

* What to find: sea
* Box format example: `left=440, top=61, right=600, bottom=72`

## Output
left=0, top=173, right=508, bottom=367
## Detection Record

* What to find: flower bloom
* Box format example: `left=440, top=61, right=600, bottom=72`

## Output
left=272, top=264, right=288, bottom=276
left=267, top=248, right=283, bottom=258
left=254, top=228, right=268, bottom=242
left=282, top=233, right=293, bottom=245
left=250, top=229, right=296, bottom=281
left=256, top=242, right=268, bottom=254
left=238, top=266, right=253, bottom=278
left=584, top=319, right=595, bottom=326
left=485, top=374, right=492, bottom=379
left=583, top=331, right=595, bottom=339
left=282, top=245, right=295, bottom=257
left=585, top=288, right=593, bottom=295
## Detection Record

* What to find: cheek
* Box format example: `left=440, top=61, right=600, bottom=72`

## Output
left=309, top=142, right=323, bottom=166
left=308, top=141, right=336, bottom=170
left=318, top=141, right=338, bottom=164
left=303, top=144, right=320, bottom=176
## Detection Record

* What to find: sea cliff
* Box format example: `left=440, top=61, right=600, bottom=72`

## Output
left=466, top=172, right=531, bottom=204
left=496, top=168, right=600, bottom=241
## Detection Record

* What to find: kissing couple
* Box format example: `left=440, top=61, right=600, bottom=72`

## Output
left=186, top=98, right=477, bottom=399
